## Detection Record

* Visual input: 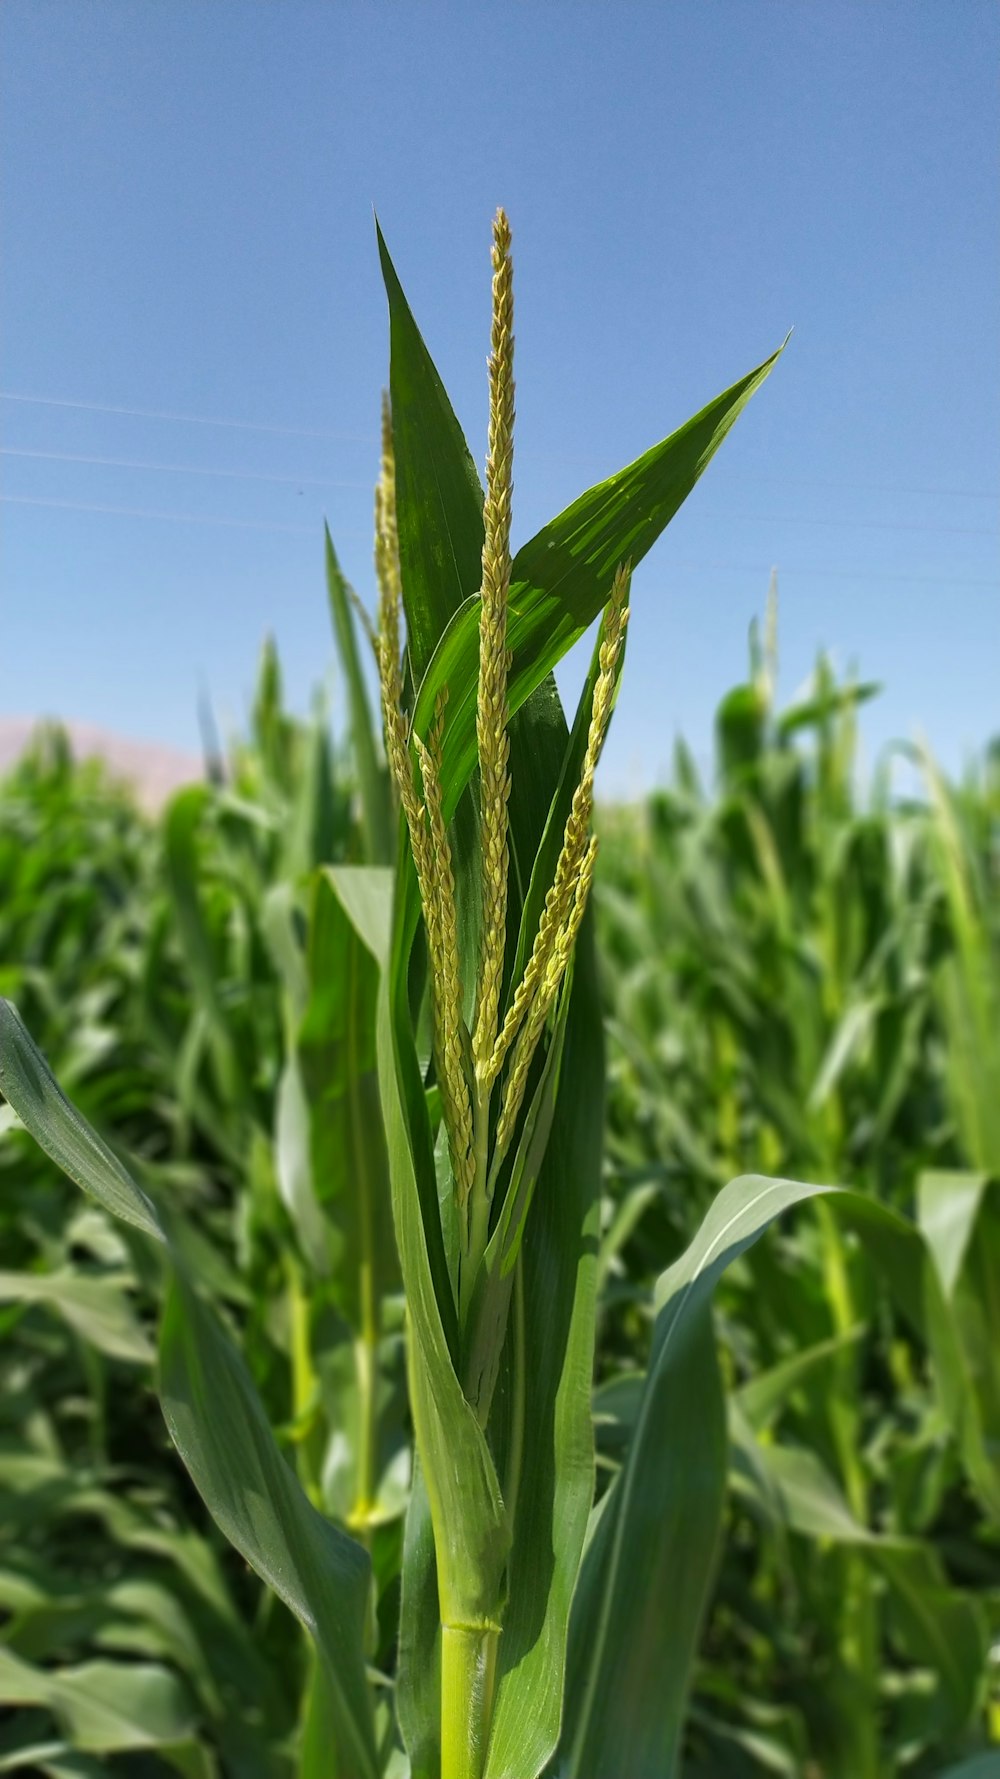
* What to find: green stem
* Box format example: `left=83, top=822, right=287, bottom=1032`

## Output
left=286, top=1254, right=321, bottom=1507
left=815, top=1199, right=878, bottom=1779
left=349, top=1280, right=378, bottom=1548
left=441, top=1621, right=500, bottom=1779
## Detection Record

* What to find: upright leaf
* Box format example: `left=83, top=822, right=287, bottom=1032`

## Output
left=326, top=524, right=393, bottom=865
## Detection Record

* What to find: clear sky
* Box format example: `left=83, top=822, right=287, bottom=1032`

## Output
left=2, top=2, right=998, bottom=794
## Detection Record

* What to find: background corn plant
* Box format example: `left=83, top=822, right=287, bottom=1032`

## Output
left=0, top=215, right=997, bottom=1779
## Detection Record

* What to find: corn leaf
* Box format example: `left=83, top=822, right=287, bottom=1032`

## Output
left=325, top=524, right=393, bottom=865
left=0, top=997, right=379, bottom=1779
left=376, top=222, right=487, bottom=687
left=375, top=238, right=608, bottom=1778
left=552, top=1175, right=960, bottom=1779
left=326, top=865, right=510, bottom=1631
left=0, top=1000, right=164, bottom=1242
left=0, top=1268, right=153, bottom=1364
left=0, top=1646, right=200, bottom=1759
left=754, top=1442, right=986, bottom=1737
left=163, top=788, right=246, bottom=1116
left=920, top=1171, right=1000, bottom=1521
left=295, top=869, right=398, bottom=1324
left=409, top=352, right=786, bottom=816
left=160, top=1272, right=376, bottom=1779
left=939, top=1759, right=1000, bottom=1779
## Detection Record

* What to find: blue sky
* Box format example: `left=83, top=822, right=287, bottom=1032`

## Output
left=3, top=2, right=997, bottom=794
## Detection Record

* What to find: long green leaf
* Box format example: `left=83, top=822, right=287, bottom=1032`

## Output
left=0, top=1645, right=199, bottom=1757
left=754, top=1442, right=986, bottom=1737
left=0, top=1268, right=153, bottom=1363
left=327, top=865, right=509, bottom=1628
left=325, top=524, right=393, bottom=865
left=552, top=1175, right=955, bottom=1779
left=410, top=348, right=786, bottom=815
left=376, top=222, right=486, bottom=687
left=373, top=231, right=644, bottom=1778
left=299, top=870, right=398, bottom=1326
left=160, top=1271, right=376, bottom=1778
left=0, top=997, right=379, bottom=1779
left=0, top=1000, right=164, bottom=1242
left=920, top=1170, right=1000, bottom=1522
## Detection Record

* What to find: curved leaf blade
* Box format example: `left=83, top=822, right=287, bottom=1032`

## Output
left=0, top=998, right=379, bottom=1779
left=160, top=1272, right=377, bottom=1779
left=412, top=342, right=787, bottom=814
left=553, top=1175, right=950, bottom=1779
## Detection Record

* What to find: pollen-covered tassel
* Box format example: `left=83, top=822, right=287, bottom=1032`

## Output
left=375, top=392, right=402, bottom=685
left=414, top=692, right=476, bottom=1207
left=494, top=834, right=599, bottom=1160
left=487, top=563, right=630, bottom=1087
left=472, top=209, right=516, bottom=1083
left=373, top=401, right=475, bottom=1202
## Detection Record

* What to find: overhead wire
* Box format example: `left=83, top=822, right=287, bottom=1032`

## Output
left=1, top=445, right=369, bottom=490
left=1, top=388, right=995, bottom=501
left=0, top=389, right=371, bottom=442
left=1, top=493, right=996, bottom=586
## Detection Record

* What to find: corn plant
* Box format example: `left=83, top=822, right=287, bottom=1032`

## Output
left=594, top=639, right=1000, bottom=1774
left=2, top=212, right=994, bottom=1779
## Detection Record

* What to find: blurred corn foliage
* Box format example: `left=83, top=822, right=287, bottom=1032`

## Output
left=594, top=601, right=1000, bottom=1775
left=1, top=384, right=999, bottom=1779
left=3, top=597, right=998, bottom=1776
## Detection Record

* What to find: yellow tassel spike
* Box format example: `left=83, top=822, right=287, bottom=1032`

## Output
left=494, top=834, right=599, bottom=1158
left=472, top=209, right=516, bottom=1081
left=487, top=564, right=630, bottom=1087
left=415, top=693, right=476, bottom=1204
left=373, top=399, right=475, bottom=1201
left=375, top=391, right=402, bottom=685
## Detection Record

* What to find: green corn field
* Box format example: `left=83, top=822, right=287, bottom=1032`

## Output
left=0, top=214, right=997, bottom=1779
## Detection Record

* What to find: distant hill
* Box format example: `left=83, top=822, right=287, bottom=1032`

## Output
left=0, top=717, right=202, bottom=813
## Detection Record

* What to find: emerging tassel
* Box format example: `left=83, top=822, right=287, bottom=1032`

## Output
left=487, top=562, right=631, bottom=1088
left=473, top=209, right=516, bottom=1081
left=373, top=217, right=628, bottom=1286
left=375, top=400, right=475, bottom=1204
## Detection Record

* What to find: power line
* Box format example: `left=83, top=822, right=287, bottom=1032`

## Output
left=1, top=446, right=369, bottom=491
left=1, top=389, right=996, bottom=502
left=0, top=493, right=346, bottom=537
left=2, top=494, right=997, bottom=587
left=0, top=389, right=372, bottom=443
left=3, top=451, right=996, bottom=539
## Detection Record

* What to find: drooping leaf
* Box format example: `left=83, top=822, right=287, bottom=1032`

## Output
left=0, top=997, right=379, bottom=1779
left=0, top=1000, right=164, bottom=1242
left=552, top=1175, right=961, bottom=1779
left=160, top=1271, right=377, bottom=1779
